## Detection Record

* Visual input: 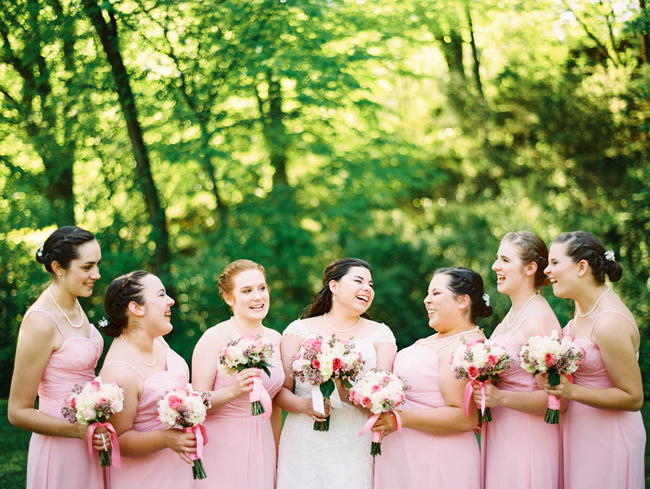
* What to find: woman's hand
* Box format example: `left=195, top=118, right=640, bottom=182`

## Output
left=88, top=424, right=110, bottom=452
left=371, top=412, right=398, bottom=437
left=164, top=429, right=197, bottom=465
left=228, top=368, right=261, bottom=399
left=542, top=374, right=574, bottom=400
left=472, top=381, right=504, bottom=408
left=299, top=396, right=331, bottom=422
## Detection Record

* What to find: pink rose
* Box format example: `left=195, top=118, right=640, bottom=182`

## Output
left=70, top=397, right=76, bottom=410
left=312, top=358, right=321, bottom=369
left=168, top=395, right=184, bottom=409
left=467, top=365, right=479, bottom=379
left=90, top=380, right=101, bottom=390
left=362, top=396, right=372, bottom=408
left=371, top=384, right=380, bottom=393
left=332, top=358, right=342, bottom=372
left=544, top=353, right=556, bottom=368
left=487, top=354, right=497, bottom=365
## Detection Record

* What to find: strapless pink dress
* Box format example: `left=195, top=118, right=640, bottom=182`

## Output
left=374, top=343, right=480, bottom=489
left=562, top=318, right=645, bottom=489
left=107, top=346, right=193, bottom=489
left=195, top=351, right=285, bottom=489
left=26, top=309, right=104, bottom=489
left=481, top=334, right=560, bottom=489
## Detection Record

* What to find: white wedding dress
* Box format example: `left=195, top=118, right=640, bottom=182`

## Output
left=276, top=320, right=396, bottom=489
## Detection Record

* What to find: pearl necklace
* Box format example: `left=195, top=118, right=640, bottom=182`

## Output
left=121, top=335, right=157, bottom=367
left=577, top=286, right=611, bottom=318
left=420, top=326, right=480, bottom=345
left=505, top=292, right=539, bottom=329
left=324, top=312, right=361, bottom=332
left=231, top=316, right=264, bottom=337
left=48, top=288, right=83, bottom=328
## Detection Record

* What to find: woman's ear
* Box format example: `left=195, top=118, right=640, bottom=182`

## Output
left=127, top=300, right=144, bottom=317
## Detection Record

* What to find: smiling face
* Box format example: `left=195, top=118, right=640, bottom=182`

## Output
left=56, top=239, right=102, bottom=298
left=492, top=239, right=532, bottom=295
left=227, top=268, right=270, bottom=323
left=423, top=273, right=465, bottom=333
left=329, top=266, right=374, bottom=315
left=544, top=241, right=580, bottom=299
left=138, top=274, right=175, bottom=335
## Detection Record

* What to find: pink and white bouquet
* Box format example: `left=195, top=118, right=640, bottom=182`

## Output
left=157, top=384, right=210, bottom=479
left=519, top=332, right=585, bottom=423
left=451, top=339, right=512, bottom=423
left=349, top=369, right=407, bottom=456
left=292, top=334, right=366, bottom=431
left=219, top=334, right=274, bottom=417
left=61, top=376, right=124, bottom=467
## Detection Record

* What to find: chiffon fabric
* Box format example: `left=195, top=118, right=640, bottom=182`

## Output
left=195, top=330, right=285, bottom=489
left=104, top=342, right=193, bottom=489
left=276, top=320, right=396, bottom=489
left=374, top=342, right=480, bottom=489
left=481, top=329, right=560, bottom=489
left=25, top=308, right=105, bottom=489
left=562, top=312, right=645, bottom=489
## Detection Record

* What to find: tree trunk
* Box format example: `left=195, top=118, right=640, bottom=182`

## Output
left=466, top=5, right=486, bottom=103
left=641, top=0, right=650, bottom=64
left=82, top=0, right=171, bottom=275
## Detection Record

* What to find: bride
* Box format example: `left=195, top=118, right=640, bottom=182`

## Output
left=275, top=258, right=397, bottom=489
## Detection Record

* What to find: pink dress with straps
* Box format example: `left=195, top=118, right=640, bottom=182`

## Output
left=481, top=325, right=561, bottom=489
left=374, top=342, right=480, bottom=489
left=104, top=343, right=193, bottom=489
left=562, top=312, right=645, bottom=489
left=25, top=308, right=105, bottom=489
left=195, top=331, right=285, bottom=489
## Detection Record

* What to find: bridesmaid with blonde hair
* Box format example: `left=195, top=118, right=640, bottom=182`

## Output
left=476, top=231, right=561, bottom=489
left=543, top=231, right=645, bottom=489
left=192, top=259, right=285, bottom=489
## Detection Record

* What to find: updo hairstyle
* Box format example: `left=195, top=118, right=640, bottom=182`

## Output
left=435, top=266, right=493, bottom=322
left=554, top=231, right=622, bottom=283
left=217, top=259, right=266, bottom=303
left=502, top=231, right=550, bottom=287
left=35, top=226, right=95, bottom=273
left=102, top=270, right=151, bottom=337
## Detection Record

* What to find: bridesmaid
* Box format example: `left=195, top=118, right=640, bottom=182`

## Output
left=8, top=226, right=105, bottom=489
left=373, top=267, right=487, bottom=489
left=100, top=270, right=195, bottom=489
left=191, top=259, right=285, bottom=489
left=476, top=231, right=561, bottom=489
left=543, top=231, right=645, bottom=489
left=275, top=257, right=397, bottom=489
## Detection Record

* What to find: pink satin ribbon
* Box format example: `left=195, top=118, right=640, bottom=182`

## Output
left=249, top=376, right=273, bottom=420
left=87, top=422, right=121, bottom=468
left=547, top=394, right=560, bottom=410
left=464, top=379, right=487, bottom=416
left=359, top=411, right=402, bottom=443
left=183, top=424, right=208, bottom=461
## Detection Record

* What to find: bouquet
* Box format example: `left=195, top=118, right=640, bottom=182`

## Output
left=451, top=339, right=512, bottom=423
left=519, top=332, right=585, bottom=423
left=157, top=384, right=210, bottom=479
left=349, top=369, right=407, bottom=456
left=61, top=376, right=124, bottom=467
left=292, top=334, right=365, bottom=431
left=219, top=334, right=275, bottom=417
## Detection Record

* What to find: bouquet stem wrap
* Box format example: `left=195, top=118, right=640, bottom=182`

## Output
left=359, top=411, right=402, bottom=456
left=464, top=379, right=491, bottom=423
left=311, top=380, right=342, bottom=431
left=184, top=425, right=208, bottom=479
left=250, top=375, right=272, bottom=419
left=86, top=422, right=121, bottom=467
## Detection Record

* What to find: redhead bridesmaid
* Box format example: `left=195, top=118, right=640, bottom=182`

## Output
left=8, top=226, right=105, bottom=488
left=191, top=260, right=284, bottom=489
left=475, top=231, right=561, bottom=489
left=543, top=231, right=645, bottom=489
left=100, top=270, right=195, bottom=489
left=373, top=267, right=487, bottom=489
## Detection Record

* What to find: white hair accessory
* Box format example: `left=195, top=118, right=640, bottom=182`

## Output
left=482, top=293, right=490, bottom=307
left=604, top=250, right=615, bottom=262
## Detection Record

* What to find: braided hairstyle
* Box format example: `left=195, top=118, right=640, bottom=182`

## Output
left=502, top=231, right=550, bottom=287
left=303, top=258, right=372, bottom=318
left=102, top=270, right=150, bottom=337
left=554, top=231, right=622, bottom=284
left=434, top=266, right=493, bottom=322
left=35, top=226, right=95, bottom=273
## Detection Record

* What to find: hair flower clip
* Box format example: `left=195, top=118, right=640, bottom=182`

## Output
left=482, top=293, right=490, bottom=307
left=36, top=248, right=43, bottom=259
left=98, top=318, right=109, bottom=329
left=604, top=250, right=615, bottom=262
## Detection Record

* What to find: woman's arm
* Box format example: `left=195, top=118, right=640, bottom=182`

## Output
left=374, top=342, right=397, bottom=371
left=8, top=313, right=88, bottom=439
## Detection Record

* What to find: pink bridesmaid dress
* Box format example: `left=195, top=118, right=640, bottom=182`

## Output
left=481, top=330, right=560, bottom=489
left=374, top=342, right=480, bottom=489
left=106, top=343, right=193, bottom=489
left=562, top=313, right=645, bottom=489
left=26, top=309, right=104, bottom=489
left=195, top=346, right=285, bottom=489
